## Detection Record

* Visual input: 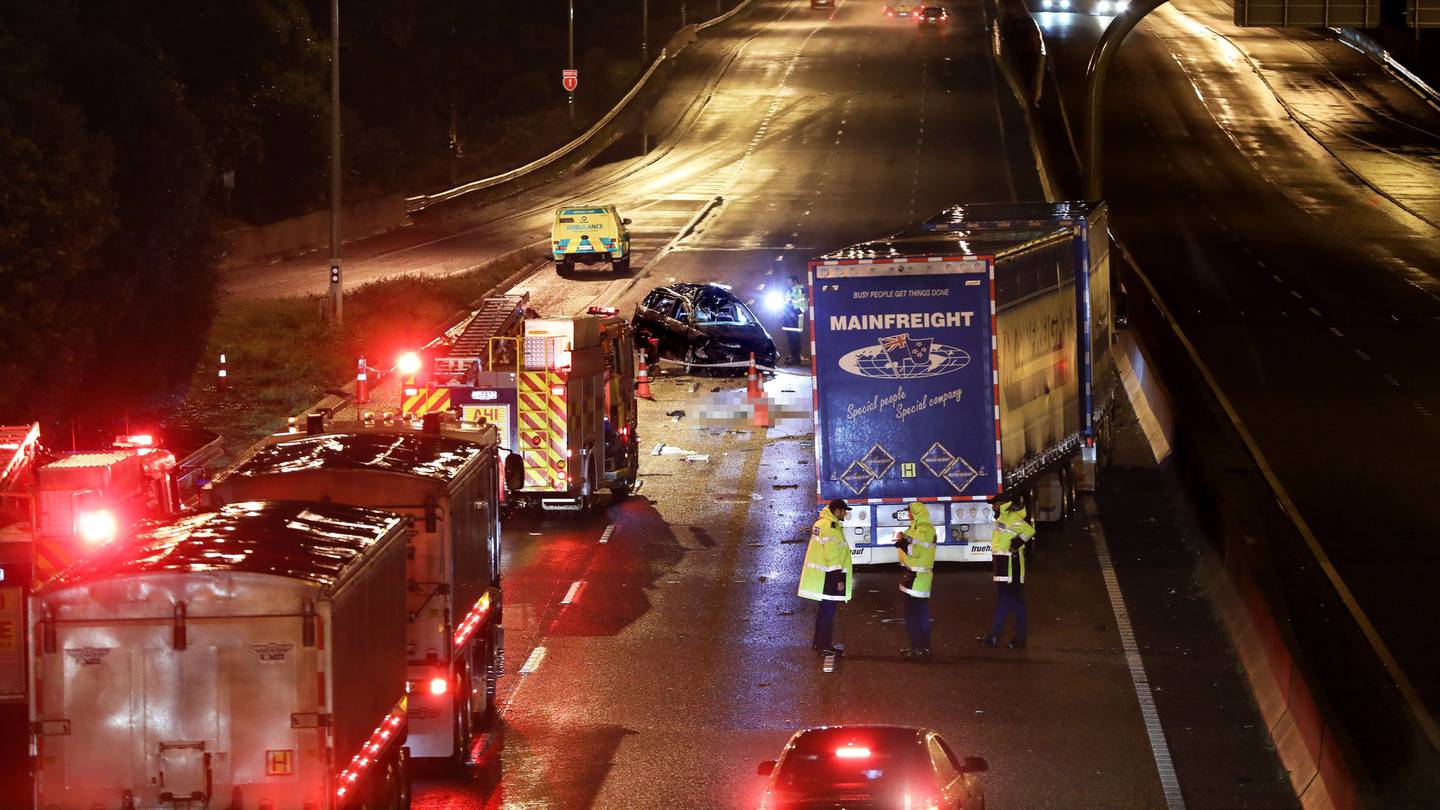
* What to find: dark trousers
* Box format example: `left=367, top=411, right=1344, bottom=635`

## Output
left=784, top=328, right=804, bottom=363
left=988, top=582, right=1027, bottom=642
left=904, top=594, right=931, bottom=650
left=813, top=599, right=838, bottom=649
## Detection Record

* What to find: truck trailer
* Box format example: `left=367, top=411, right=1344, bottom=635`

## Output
left=215, top=417, right=503, bottom=766
left=29, top=500, right=411, bottom=809
left=809, top=201, right=1115, bottom=564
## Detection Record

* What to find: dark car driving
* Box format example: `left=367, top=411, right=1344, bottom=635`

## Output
left=632, top=283, right=778, bottom=373
left=757, top=725, right=988, bottom=810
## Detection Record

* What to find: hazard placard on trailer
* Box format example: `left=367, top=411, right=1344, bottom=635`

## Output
left=562, top=69, right=578, bottom=92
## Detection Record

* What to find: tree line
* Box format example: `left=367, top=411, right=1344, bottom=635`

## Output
left=0, top=0, right=689, bottom=435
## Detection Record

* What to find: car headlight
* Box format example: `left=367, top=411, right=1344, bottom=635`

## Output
left=764, top=291, right=786, bottom=313
left=1043, top=0, right=1053, bottom=7
left=1059, top=0, right=1071, bottom=7
left=1114, top=0, right=1129, bottom=10
left=1094, top=0, right=1110, bottom=11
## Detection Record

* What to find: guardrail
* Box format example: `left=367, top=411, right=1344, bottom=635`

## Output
left=405, top=0, right=757, bottom=213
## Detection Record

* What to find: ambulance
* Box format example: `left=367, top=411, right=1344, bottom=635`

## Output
left=551, top=204, right=632, bottom=275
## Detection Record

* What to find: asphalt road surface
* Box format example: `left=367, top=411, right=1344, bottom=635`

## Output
left=312, top=1, right=1297, bottom=807
left=1030, top=0, right=1440, bottom=799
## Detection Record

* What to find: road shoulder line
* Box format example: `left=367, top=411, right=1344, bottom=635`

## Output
left=1085, top=496, right=1187, bottom=810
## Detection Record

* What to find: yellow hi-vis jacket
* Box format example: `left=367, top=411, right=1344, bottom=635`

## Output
left=798, top=506, right=852, bottom=602
left=992, top=501, right=1036, bottom=584
left=898, top=502, right=937, bottom=598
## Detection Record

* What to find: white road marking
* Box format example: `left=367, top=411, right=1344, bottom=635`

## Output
left=519, top=646, right=547, bottom=675
left=1085, top=498, right=1187, bottom=810
left=600, top=524, right=616, bottom=544
left=561, top=581, right=583, bottom=604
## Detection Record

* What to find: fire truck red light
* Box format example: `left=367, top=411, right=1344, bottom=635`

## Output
left=429, top=677, right=449, bottom=695
left=126, top=434, right=154, bottom=446
left=397, top=351, right=423, bottom=376
left=77, top=509, right=119, bottom=545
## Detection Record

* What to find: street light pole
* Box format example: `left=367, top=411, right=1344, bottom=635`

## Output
left=642, top=0, right=649, bottom=64
left=568, top=0, right=576, bottom=129
left=1083, top=2, right=1168, bottom=200
left=329, top=0, right=343, bottom=326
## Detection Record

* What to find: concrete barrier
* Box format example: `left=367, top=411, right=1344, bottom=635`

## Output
left=219, top=193, right=408, bottom=268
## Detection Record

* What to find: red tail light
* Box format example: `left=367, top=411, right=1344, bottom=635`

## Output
left=835, top=745, right=871, bottom=758
left=429, top=676, right=449, bottom=695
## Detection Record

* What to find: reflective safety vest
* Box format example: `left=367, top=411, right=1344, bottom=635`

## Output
left=782, top=284, right=806, bottom=332
left=798, top=507, right=852, bottom=602
left=991, top=502, right=1035, bottom=584
left=898, top=502, right=937, bottom=598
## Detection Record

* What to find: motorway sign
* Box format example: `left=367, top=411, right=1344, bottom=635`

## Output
left=1234, top=0, right=1379, bottom=26
left=562, top=69, right=578, bottom=93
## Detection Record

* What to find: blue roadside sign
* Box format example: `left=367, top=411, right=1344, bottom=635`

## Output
left=810, top=257, right=1000, bottom=502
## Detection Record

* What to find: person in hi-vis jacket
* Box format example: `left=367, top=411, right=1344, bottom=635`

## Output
left=894, top=502, right=937, bottom=657
left=782, top=275, right=806, bottom=365
left=798, top=499, right=852, bottom=656
left=978, top=497, right=1036, bottom=649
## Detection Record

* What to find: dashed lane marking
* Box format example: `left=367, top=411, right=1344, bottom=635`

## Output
left=600, top=524, right=616, bottom=544
left=561, top=581, right=583, bottom=604
left=1085, top=497, right=1187, bottom=810
left=519, top=646, right=547, bottom=675
left=1383, top=374, right=1401, bottom=387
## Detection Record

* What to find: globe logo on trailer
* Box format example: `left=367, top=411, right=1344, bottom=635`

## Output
left=838, top=332, right=971, bottom=379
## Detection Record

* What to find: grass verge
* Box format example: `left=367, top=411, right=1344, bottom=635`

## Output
left=179, top=245, right=545, bottom=455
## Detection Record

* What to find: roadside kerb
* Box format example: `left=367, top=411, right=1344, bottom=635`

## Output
left=405, top=0, right=757, bottom=213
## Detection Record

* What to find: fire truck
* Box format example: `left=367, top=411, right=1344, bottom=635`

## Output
left=215, top=414, right=504, bottom=768
left=403, top=298, right=641, bottom=513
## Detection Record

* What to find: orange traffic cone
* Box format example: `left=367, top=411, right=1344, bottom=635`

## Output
left=746, top=352, right=762, bottom=400
left=636, top=351, right=654, bottom=400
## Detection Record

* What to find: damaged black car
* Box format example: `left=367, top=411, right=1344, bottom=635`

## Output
left=632, top=283, right=779, bottom=373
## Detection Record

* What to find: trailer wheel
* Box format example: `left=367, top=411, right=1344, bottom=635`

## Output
left=479, top=627, right=500, bottom=730
left=397, top=748, right=413, bottom=810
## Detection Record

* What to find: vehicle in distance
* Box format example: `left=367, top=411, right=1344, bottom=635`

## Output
left=917, top=5, right=949, bottom=24
left=552, top=204, right=632, bottom=275
left=1040, top=0, right=1130, bottom=12
left=883, top=4, right=915, bottom=18
left=633, top=283, right=778, bottom=372
left=757, top=725, right=988, bottom=810
left=811, top=0, right=833, bottom=7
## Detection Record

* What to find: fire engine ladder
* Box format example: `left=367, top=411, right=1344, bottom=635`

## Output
left=518, top=336, right=564, bottom=490
left=443, top=294, right=529, bottom=377
left=0, top=423, right=41, bottom=493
